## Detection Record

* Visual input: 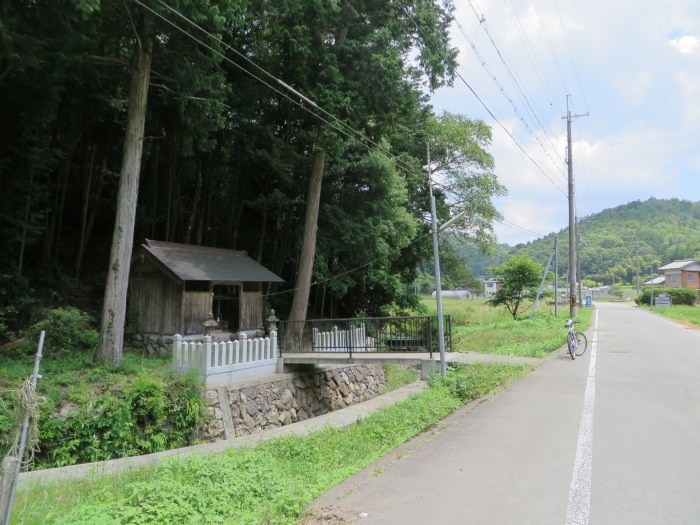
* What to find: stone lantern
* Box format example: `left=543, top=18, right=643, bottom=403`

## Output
left=204, top=312, right=219, bottom=336
left=265, top=309, right=279, bottom=334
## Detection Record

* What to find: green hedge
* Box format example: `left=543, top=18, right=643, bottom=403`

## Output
left=636, top=287, right=699, bottom=306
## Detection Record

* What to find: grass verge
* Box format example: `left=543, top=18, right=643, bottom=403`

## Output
left=643, top=305, right=700, bottom=327
left=422, top=298, right=593, bottom=357
left=12, top=362, right=531, bottom=525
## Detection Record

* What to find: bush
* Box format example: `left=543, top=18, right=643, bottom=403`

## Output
left=636, top=287, right=698, bottom=306
left=18, top=307, right=99, bottom=356
left=35, top=371, right=205, bottom=468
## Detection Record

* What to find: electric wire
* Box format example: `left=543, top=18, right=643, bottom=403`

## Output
left=145, top=0, right=429, bottom=183
left=454, top=15, right=566, bottom=178
left=455, top=70, right=567, bottom=196
left=395, top=1, right=567, bottom=196
left=465, top=0, right=565, bottom=172
left=503, top=0, right=563, bottom=116
left=497, top=217, right=546, bottom=239
left=137, top=0, right=552, bottom=296
left=531, top=0, right=572, bottom=105
left=137, top=1, right=504, bottom=299
left=553, top=0, right=589, bottom=113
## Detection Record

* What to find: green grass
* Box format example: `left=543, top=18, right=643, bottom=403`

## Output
left=420, top=297, right=593, bottom=357
left=12, top=362, right=530, bottom=525
left=382, top=364, right=420, bottom=391
left=644, top=304, right=700, bottom=327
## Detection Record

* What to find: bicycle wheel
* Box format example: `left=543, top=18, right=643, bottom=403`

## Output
left=574, top=333, right=588, bottom=357
left=567, top=334, right=576, bottom=360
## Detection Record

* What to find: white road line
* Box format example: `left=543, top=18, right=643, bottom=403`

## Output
left=565, top=309, right=599, bottom=525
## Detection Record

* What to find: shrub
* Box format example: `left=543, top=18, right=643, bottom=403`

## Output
left=636, top=287, right=698, bottom=306
left=35, top=371, right=205, bottom=468
left=18, top=307, right=99, bottom=356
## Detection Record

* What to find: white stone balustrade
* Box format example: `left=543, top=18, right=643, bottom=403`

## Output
left=173, top=331, right=278, bottom=386
left=312, top=324, right=367, bottom=352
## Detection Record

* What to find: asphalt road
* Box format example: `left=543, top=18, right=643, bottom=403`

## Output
left=308, top=302, right=700, bottom=524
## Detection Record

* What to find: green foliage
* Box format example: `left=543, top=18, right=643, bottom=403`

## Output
left=487, top=255, right=544, bottom=319
left=15, top=363, right=527, bottom=525
left=382, top=364, right=419, bottom=392
left=428, top=362, right=530, bottom=402
left=513, top=198, right=700, bottom=285
left=636, top=287, right=698, bottom=306
left=35, top=371, right=203, bottom=467
left=18, top=307, right=98, bottom=356
left=646, top=305, right=700, bottom=326
left=421, top=297, right=592, bottom=357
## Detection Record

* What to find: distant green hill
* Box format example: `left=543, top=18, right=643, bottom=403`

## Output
left=511, top=198, right=700, bottom=285
left=422, top=198, right=700, bottom=292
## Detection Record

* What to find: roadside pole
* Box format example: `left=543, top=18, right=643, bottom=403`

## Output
left=428, top=145, right=447, bottom=378
left=2, top=331, right=45, bottom=525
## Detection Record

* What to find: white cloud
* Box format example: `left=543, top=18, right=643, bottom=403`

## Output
left=432, top=0, right=700, bottom=245
left=614, top=71, right=653, bottom=108
left=670, top=35, right=700, bottom=54
left=495, top=199, right=563, bottom=246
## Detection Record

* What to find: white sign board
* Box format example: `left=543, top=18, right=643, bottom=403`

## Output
left=654, top=293, right=672, bottom=308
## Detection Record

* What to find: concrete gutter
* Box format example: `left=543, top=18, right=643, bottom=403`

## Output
left=18, top=351, right=542, bottom=489
left=18, top=382, right=428, bottom=489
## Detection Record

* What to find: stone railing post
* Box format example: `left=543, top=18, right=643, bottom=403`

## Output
left=172, top=334, right=182, bottom=368
left=270, top=330, right=278, bottom=359
left=239, top=332, right=248, bottom=363
left=204, top=335, right=212, bottom=374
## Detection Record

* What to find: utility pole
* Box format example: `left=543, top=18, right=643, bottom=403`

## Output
left=577, top=222, right=584, bottom=306
left=428, top=144, right=447, bottom=378
left=554, top=236, right=558, bottom=318
left=563, top=96, right=588, bottom=319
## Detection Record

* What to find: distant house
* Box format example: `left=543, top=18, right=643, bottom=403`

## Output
left=658, top=259, right=700, bottom=291
left=484, top=278, right=502, bottom=298
left=129, top=239, right=283, bottom=336
left=432, top=289, right=473, bottom=299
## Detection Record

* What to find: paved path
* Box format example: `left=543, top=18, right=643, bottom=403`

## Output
left=307, top=303, right=700, bottom=524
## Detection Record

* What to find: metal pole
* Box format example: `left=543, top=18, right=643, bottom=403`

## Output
left=577, top=225, right=583, bottom=306
left=428, top=145, right=447, bottom=378
left=554, top=237, right=559, bottom=318
left=650, top=266, right=655, bottom=307
left=3, top=331, right=45, bottom=525
left=530, top=249, right=554, bottom=319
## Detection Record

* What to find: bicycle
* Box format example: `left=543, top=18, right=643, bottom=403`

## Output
left=565, top=319, right=588, bottom=360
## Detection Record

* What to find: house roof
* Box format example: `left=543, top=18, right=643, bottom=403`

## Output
left=658, top=259, right=700, bottom=271
left=644, top=276, right=666, bottom=285
left=140, top=239, right=284, bottom=283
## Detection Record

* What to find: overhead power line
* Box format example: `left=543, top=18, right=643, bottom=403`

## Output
left=464, top=0, right=565, bottom=172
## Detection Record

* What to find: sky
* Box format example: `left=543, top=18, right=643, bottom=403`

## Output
left=429, top=0, right=700, bottom=246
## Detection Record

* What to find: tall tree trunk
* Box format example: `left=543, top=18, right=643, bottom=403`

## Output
left=17, top=171, right=34, bottom=277
left=75, top=157, right=106, bottom=279
left=184, top=159, right=202, bottom=245
left=96, top=12, right=152, bottom=364
left=75, top=145, right=96, bottom=279
left=288, top=148, right=325, bottom=324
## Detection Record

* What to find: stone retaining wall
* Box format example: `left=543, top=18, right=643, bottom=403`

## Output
left=201, top=364, right=385, bottom=439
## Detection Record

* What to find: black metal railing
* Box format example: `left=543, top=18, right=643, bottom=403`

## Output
left=277, top=315, right=452, bottom=357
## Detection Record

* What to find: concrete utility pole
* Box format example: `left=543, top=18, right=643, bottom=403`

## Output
left=563, top=96, right=588, bottom=319
left=554, top=236, right=559, bottom=318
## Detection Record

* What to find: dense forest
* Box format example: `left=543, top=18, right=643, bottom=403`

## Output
left=506, top=198, right=700, bottom=286
left=0, top=0, right=506, bottom=343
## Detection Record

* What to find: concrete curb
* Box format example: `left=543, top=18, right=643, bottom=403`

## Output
left=18, top=353, right=544, bottom=489
left=18, top=381, right=428, bottom=488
